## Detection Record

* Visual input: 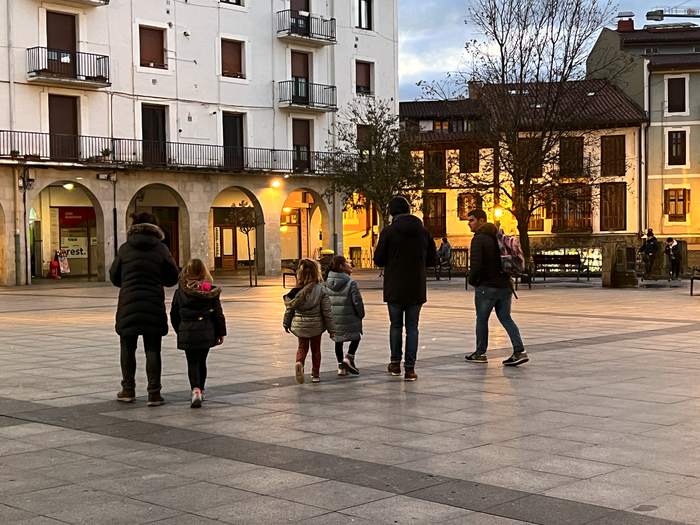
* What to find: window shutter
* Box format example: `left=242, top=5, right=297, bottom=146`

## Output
left=668, top=78, right=686, bottom=113
left=459, top=149, right=479, bottom=173
left=140, top=27, right=165, bottom=68
left=291, top=0, right=309, bottom=10
left=291, top=52, right=309, bottom=78
left=356, top=124, right=370, bottom=150
left=292, top=119, right=310, bottom=148
left=356, top=61, right=371, bottom=92
left=601, top=136, right=625, bottom=177
left=221, top=40, right=243, bottom=78
left=685, top=188, right=691, bottom=216
left=664, top=189, right=671, bottom=215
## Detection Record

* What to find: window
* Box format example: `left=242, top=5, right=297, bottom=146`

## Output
left=220, top=0, right=242, bottom=4
left=450, top=120, right=464, bottom=133
left=665, top=188, right=690, bottom=222
left=433, top=121, right=449, bottom=133
left=356, top=0, right=372, bottom=30
left=552, top=185, right=592, bottom=232
left=356, top=124, right=371, bottom=152
left=601, top=135, right=626, bottom=177
left=528, top=206, right=545, bottom=231
left=292, top=119, right=311, bottom=172
left=425, top=151, right=447, bottom=188
left=459, top=149, right=479, bottom=173
left=645, top=47, right=659, bottom=54
left=355, top=61, right=372, bottom=95
left=424, top=193, right=446, bottom=237
left=139, top=26, right=166, bottom=69
left=457, top=193, right=482, bottom=220
left=667, top=77, right=687, bottom=113
left=221, top=40, right=244, bottom=78
left=668, top=130, right=687, bottom=166
left=559, top=137, right=584, bottom=177
left=600, top=182, right=627, bottom=231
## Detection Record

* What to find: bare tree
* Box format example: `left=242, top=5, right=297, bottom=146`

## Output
left=321, top=98, right=429, bottom=233
left=419, top=0, right=636, bottom=261
left=226, top=200, right=263, bottom=287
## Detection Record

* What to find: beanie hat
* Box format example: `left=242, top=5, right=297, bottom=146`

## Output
left=389, top=196, right=410, bottom=216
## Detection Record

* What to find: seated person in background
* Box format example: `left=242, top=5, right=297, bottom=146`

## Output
left=437, top=237, right=452, bottom=266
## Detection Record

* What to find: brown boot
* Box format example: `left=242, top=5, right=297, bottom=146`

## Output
left=116, top=389, right=136, bottom=403
left=404, top=367, right=418, bottom=381
left=388, top=362, right=401, bottom=376
left=147, top=391, right=165, bottom=406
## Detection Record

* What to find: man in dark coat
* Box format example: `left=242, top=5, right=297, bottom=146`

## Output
left=465, top=209, right=527, bottom=366
left=373, top=196, right=437, bottom=381
left=109, top=212, right=179, bottom=405
left=638, top=229, right=659, bottom=278
left=665, top=237, right=682, bottom=281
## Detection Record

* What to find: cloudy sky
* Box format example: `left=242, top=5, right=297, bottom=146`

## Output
left=397, top=0, right=665, bottom=101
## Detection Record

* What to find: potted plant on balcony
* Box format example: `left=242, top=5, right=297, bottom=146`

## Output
left=10, top=150, right=20, bottom=160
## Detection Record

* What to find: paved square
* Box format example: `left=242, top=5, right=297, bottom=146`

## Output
left=0, top=273, right=698, bottom=524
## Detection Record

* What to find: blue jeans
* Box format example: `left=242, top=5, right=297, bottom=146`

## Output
left=388, top=303, right=422, bottom=367
left=474, top=286, right=524, bottom=356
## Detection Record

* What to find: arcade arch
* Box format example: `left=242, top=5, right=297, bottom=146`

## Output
left=280, top=187, right=331, bottom=265
left=125, top=184, right=191, bottom=266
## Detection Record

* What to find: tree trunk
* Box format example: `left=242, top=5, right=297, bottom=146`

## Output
left=246, top=232, right=253, bottom=287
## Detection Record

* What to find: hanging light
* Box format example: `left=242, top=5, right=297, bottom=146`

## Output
left=63, top=183, right=74, bottom=190
left=271, top=180, right=281, bottom=188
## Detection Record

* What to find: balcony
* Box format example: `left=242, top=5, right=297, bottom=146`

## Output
left=279, top=80, right=337, bottom=111
left=61, top=0, right=109, bottom=5
left=27, top=47, right=110, bottom=88
left=277, top=10, right=336, bottom=46
left=0, top=130, right=342, bottom=174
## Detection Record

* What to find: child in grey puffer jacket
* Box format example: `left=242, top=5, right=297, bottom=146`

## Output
left=324, top=256, right=365, bottom=376
left=283, top=259, right=336, bottom=384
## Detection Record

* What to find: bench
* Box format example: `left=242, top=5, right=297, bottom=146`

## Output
left=690, top=267, right=700, bottom=296
left=530, top=254, right=589, bottom=289
left=282, top=264, right=297, bottom=289
left=428, top=260, right=452, bottom=281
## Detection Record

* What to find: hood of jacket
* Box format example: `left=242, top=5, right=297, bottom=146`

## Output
left=178, top=276, right=222, bottom=299
left=474, top=222, right=499, bottom=238
left=325, top=271, right=351, bottom=292
left=284, top=282, right=322, bottom=309
left=387, top=214, right=425, bottom=239
left=127, top=223, right=165, bottom=250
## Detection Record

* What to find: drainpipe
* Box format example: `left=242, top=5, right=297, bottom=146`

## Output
left=8, top=0, right=20, bottom=285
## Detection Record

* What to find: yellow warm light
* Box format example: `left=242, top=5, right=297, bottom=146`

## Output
left=63, top=183, right=74, bottom=190
left=283, top=207, right=291, bottom=213
left=280, top=225, right=288, bottom=232
left=494, top=208, right=503, bottom=218
left=272, top=180, right=281, bottom=188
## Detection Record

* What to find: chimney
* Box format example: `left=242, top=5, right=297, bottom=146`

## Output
left=468, top=81, right=483, bottom=99
left=617, top=19, right=635, bottom=31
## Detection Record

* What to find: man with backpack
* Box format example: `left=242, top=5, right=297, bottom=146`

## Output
left=465, top=209, right=528, bottom=366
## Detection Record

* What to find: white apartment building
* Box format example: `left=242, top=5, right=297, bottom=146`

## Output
left=0, top=0, right=399, bottom=285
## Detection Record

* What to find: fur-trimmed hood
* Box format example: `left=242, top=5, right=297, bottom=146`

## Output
left=178, top=276, right=222, bottom=299
left=127, top=223, right=165, bottom=250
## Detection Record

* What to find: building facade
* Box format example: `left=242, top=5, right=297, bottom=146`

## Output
left=0, top=0, right=399, bottom=285
left=588, top=15, right=700, bottom=262
left=397, top=80, right=646, bottom=268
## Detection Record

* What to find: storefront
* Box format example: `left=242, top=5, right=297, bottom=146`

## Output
left=54, top=207, right=97, bottom=276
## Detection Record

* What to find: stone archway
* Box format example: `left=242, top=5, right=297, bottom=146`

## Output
left=125, top=184, right=192, bottom=267
left=209, top=186, right=265, bottom=274
left=279, top=187, right=331, bottom=265
left=28, top=180, right=107, bottom=281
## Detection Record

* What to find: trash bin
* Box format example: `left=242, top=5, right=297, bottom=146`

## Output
left=602, top=242, right=638, bottom=287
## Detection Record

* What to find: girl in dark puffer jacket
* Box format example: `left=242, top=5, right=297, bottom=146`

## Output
left=170, top=259, right=226, bottom=408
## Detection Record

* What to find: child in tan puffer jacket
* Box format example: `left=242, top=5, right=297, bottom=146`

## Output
left=283, top=259, right=336, bottom=384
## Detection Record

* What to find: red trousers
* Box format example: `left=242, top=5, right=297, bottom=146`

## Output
left=296, top=334, right=322, bottom=375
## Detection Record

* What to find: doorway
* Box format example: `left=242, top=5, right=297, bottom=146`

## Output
left=292, top=119, right=311, bottom=172
left=219, top=226, right=237, bottom=270
left=223, top=113, right=244, bottom=170
left=291, top=52, right=309, bottom=104
left=49, top=95, right=79, bottom=160
left=47, top=11, right=76, bottom=78
left=142, top=105, right=167, bottom=165
left=152, top=207, right=179, bottom=265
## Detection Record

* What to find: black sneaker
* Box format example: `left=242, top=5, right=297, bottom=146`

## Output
left=388, top=362, right=401, bottom=376
left=343, top=355, right=359, bottom=375
left=502, top=351, right=529, bottom=366
left=465, top=352, right=488, bottom=363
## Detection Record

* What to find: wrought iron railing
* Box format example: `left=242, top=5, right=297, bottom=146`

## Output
left=0, top=130, right=343, bottom=173
left=279, top=80, right=337, bottom=110
left=27, top=47, right=110, bottom=84
left=277, top=10, right=336, bottom=42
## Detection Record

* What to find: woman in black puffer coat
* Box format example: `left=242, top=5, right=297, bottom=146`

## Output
left=170, top=259, right=226, bottom=408
left=109, top=213, right=179, bottom=406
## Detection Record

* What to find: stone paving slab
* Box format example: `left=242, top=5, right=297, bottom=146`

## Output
left=0, top=274, right=699, bottom=523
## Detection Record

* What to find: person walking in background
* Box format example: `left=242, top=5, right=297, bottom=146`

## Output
left=170, top=259, right=226, bottom=408
left=373, top=196, right=437, bottom=381
left=109, top=212, right=180, bottom=406
left=465, top=209, right=528, bottom=366
left=284, top=259, right=336, bottom=384
left=665, top=237, right=682, bottom=281
left=638, top=229, right=659, bottom=279
left=325, top=256, right=365, bottom=376
left=437, top=237, right=452, bottom=266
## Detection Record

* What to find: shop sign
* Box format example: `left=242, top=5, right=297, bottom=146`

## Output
left=214, top=227, right=221, bottom=258
left=61, top=228, right=89, bottom=259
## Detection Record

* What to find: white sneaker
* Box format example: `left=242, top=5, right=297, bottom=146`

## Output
left=190, top=388, right=203, bottom=408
